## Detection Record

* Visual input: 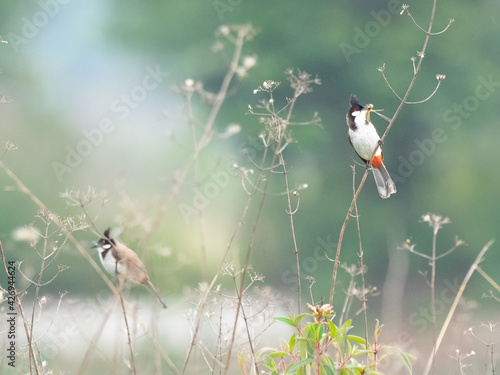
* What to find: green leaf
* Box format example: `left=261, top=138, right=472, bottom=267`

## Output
left=323, top=364, right=335, bottom=375
left=347, top=335, right=367, bottom=347
left=340, top=319, right=352, bottom=331
left=289, top=333, right=296, bottom=351
left=317, top=323, right=325, bottom=341
left=319, top=355, right=335, bottom=367
left=274, top=313, right=313, bottom=329
left=400, top=351, right=415, bottom=374
left=373, top=319, right=384, bottom=341
left=298, top=335, right=307, bottom=358
left=327, top=321, right=338, bottom=338
left=269, top=351, right=289, bottom=358
left=264, top=355, right=277, bottom=371
left=287, top=357, right=315, bottom=372
left=257, top=347, right=280, bottom=365
left=385, top=346, right=415, bottom=374
left=274, top=316, right=295, bottom=326
left=351, top=349, right=372, bottom=357
left=295, top=313, right=312, bottom=325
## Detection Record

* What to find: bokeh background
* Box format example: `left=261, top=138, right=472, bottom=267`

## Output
left=1, top=0, right=499, bottom=373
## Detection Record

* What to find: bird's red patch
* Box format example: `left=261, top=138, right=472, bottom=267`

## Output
left=371, top=154, right=383, bottom=169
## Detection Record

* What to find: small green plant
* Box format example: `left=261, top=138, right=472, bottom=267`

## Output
left=260, top=304, right=414, bottom=375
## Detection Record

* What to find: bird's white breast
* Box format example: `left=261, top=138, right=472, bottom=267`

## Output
left=349, top=113, right=382, bottom=161
left=98, top=246, right=124, bottom=275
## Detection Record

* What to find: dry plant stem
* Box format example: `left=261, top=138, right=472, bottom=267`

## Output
left=339, top=272, right=355, bottom=326
left=213, top=303, right=224, bottom=373
left=0, top=242, right=41, bottom=375
left=476, top=266, right=500, bottom=292
left=181, top=138, right=270, bottom=375
left=77, top=294, right=120, bottom=375
left=180, top=196, right=258, bottom=375
left=352, top=167, right=369, bottom=363
left=115, top=297, right=179, bottom=374
left=151, top=307, right=162, bottom=375
left=329, top=0, right=440, bottom=306
left=430, top=225, right=438, bottom=374
left=224, top=166, right=273, bottom=375
left=279, top=95, right=302, bottom=315
left=186, top=88, right=208, bottom=280
left=329, top=170, right=369, bottom=306
left=422, top=239, right=495, bottom=375
left=225, top=87, right=303, bottom=373
left=78, top=187, right=174, bottom=371
left=0, top=160, right=119, bottom=294
left=118, top=282, right=137, bottom=375
left=180, top=203, right=250, bottom=375
left=144, top=29, right=247, bottom=250
left=78, top=198, right=160, bottom=373
left=0, top=160, right=118, bottom=373
left=28, top=220, right=50, bottom=373
left=240, top=302, right=259, bottom=375
left=280, top=157, right=301, bottom=313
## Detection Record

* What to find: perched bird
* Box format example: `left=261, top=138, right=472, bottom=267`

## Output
left=346, top=95, right=397, bottom=199
left=92, top=228, right=167, bottom=309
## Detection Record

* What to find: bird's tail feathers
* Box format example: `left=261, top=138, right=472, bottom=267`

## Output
left=146, top=280, right=168, bottom=309
left=372, top=163, right=397, bottom=199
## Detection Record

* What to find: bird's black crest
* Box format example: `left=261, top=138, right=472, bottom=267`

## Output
left=100, top=227, right=115, bottom=246
left=350, top=95, right=362, bottom=109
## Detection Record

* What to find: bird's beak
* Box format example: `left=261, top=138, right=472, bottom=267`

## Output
left=366, top=104, right=374, bottom=123
left=91, top=241, right=98, bottom=249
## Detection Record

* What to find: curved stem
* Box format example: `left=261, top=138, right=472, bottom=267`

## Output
left=330, top=0, right=442, bottom=305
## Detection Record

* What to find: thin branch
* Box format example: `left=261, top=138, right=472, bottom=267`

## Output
left=118, top=282, right=137, bottom=375
left=330, top=0, right=443, bottom=305
left=352, top=166, right=369, bottom=364
left=279, top=91, right=302, bottom=315
left=423, top=240, right=495, bottom=375
left=0, top=160, right=119, bottom=295
left=223, top=69, right=319, bottom=374
left=434, top=237, right=463, bottom=260
left=144, top=25, right=255, bottom=251
left=223, top=164, right=273, bottom=375
left=77, top=294, right=120, bottom=374
left=405, top=78, right=444, bottom=104
left=181, top=138, right=270, bottom=375
left=378, top=64, right=402, bottom=101
left=0, top=241, right=41, bottom=375
left=403, top=6, right=454, bottom=36
left=476, top=266, right=500, bottom=293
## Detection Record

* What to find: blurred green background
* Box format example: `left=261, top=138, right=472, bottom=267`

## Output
left=1, top=0, right=499, bottom=373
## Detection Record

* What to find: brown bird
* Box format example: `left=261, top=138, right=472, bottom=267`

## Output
left=92, top=228, right=167, bottom=309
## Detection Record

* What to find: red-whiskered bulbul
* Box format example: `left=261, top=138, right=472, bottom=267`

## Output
left=346, top=95, right=396, bottom=199
left=92, top=228, right=167, bottom=309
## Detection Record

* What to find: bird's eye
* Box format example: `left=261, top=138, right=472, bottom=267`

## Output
left=352, top=110, right=360, bottom=116
left=102, top=244, right=112, bottom=250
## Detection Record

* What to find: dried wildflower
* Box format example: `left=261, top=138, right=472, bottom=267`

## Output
left=263, top=80, right=275, bottom=90
left=218, top=25, right=230, bottom=36
left=243, top=55, right=257, bottom=69
left=421, top=213, right=450, bottom=230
